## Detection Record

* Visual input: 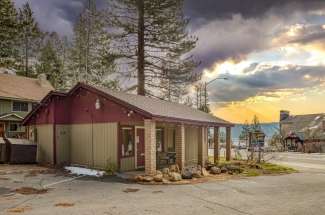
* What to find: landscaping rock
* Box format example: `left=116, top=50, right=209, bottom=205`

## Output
left=201, top=167, right=209, bottom=176
left=221, top=166, right=228, bottom=173
left=192, top=170, right=202, bottom=178
left=143, top=176, right=154, bottom=182
left=169, top=172, right=182, bottom=181
left=210, top=166, right=221, bottom=175
left=181, top=170, right=192, bottom=179
left=169, top=164, right=180, bottom=173
left=134, top=175, right=144, bottom=182
left=153, top=174, right=163, bottom=182
left=162, top=178, right=171, bottom=184
left=226, top=165, right=243, bottom=174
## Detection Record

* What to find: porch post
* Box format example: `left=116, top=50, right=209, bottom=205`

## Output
left=198, top=126, right=206, bottom=166
left=175, top=124, right=185, bottom=170
left=144, top=119, right=156, bottom=175
left=226, top=127, right=231, bottom=161
left=214, top=126, right=219, bottom=164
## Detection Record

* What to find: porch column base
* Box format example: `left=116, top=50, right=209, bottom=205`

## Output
left=144, top=119, right=156, bottom=175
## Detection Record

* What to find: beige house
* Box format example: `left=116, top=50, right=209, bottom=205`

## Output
left=0, top=73, right=53, bottom=138
left=23, top=83, right=233, bottom=174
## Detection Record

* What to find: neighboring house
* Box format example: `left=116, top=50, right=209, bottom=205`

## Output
left=279, top=110, right=325, bottom=152
left=23, top=82, right=233, bottom=174
left=0, top=73, right=54, bottom=139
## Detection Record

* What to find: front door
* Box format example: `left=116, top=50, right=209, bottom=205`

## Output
left=136, top=128, right=145, bottom=168
left=0, top=123, right=4, bottom=137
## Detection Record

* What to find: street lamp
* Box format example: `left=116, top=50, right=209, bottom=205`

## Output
left=197, top=77, right=228, bottom=112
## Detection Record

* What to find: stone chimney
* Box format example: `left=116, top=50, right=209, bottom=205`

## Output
left=280, top=110, right=290, bottom=121
left=37, top=73, right=48, bottom=86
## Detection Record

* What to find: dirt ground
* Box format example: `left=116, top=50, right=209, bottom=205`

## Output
left=1, top=153, right=325, bottom=215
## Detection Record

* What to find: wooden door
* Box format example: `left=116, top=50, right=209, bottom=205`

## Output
left=136, top=128, right=145, bottom=168
left=0, top=123, right=4, bottom=137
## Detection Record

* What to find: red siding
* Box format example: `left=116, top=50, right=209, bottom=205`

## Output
left=31, top=87, right=145, bottom=125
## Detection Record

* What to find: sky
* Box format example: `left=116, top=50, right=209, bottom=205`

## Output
left=13, top=0, right=325, bottom=123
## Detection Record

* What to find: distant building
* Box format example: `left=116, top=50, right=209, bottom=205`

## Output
left=279, top=110, right=325, bottom=153
left=0, top=73, right=53, bottom=138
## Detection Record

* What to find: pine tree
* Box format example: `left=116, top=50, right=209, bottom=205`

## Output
left=0, top=0, right=19, bottom=68
left=16, top=2, right=42, bottom=77
left=106, top=0, right=199, bottom=98
left=239, top=120, right=251, bottom=147
left=36, top=33, right=64, bottom=89
left=69, top=0, right=117, bottom=88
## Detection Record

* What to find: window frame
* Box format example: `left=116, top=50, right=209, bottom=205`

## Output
left=120, top=127, right=135, bottom=158
left=12, top=101, right=29, bottom=112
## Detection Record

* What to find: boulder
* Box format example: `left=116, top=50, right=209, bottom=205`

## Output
left=169, top=172, right=182, bottom=181
left=143, top=176, right=154, bottom=182
left=181, top=170, right=193, bottom=179
left=201, top=167, right=209, bottom=176
left=210, top=166, right=221, bottom=175
left=169, top=164, right=180, bottom=173
left=226, top=165, right=243, bottom=174
left=192, top=170, right=202, bottom=178
left=134, top=175, right=144, bottom=182
left=153, top=174, right=163, bottom=182
left=221, top=166, right=228, bottom=173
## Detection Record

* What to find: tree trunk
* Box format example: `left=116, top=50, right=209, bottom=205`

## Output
left=137, top=0, right=145, bottom=95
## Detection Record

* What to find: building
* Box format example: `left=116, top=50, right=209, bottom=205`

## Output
left=23, top=82, right=234, bottom=174
left=0, top=73, right=54, bottom=138
left=279, top=110, right=325, bottom=152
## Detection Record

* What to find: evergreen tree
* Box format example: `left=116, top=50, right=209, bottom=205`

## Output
left=0, top=0, right=19, bottom=68
left=106, top=0, right=199, bottom=98
left=36, top=34, right=64, bottom=89
left=17, top=2, right=42, bottom=77
left=69, top=0, right=117, bottom=88
left=239, top=120, right=251, bottom=147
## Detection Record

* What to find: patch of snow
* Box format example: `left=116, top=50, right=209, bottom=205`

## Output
left=64, top=166, right=105, bottom=177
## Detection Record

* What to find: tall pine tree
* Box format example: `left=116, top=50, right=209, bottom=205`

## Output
left=106, top=0, right=199, bottom=99
left=69, top=0, right=117, bottom=88
left=0, top=0, right=19, bottom=68
left=17, top=2, right=42, bottom=77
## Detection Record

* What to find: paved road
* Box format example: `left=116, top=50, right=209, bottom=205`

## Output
left=1, top=153, right=325, bottom=215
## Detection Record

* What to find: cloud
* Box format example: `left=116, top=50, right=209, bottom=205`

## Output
left=208, top=64, right=325, bottom=103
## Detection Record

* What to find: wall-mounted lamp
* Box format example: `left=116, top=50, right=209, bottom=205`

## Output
left=95, top=98, right=101, bottom=110
left=127, top=110, right=134, bottom=117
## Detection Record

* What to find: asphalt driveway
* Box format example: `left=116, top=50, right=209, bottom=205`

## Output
left=1, top=153, right=325, bottom=215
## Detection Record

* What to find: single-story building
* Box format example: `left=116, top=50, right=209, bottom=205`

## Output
left=23, top=83, right=234, bottom=174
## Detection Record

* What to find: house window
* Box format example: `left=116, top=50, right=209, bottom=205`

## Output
left=121, top=128, right=134, bottom=157
left=12, top=101, right=28, bottom=112
left=9, top=123, right=19, bottom=131
left=156, top=129, right=164, bottom=152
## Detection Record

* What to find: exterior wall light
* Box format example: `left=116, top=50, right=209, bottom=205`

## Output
left=95, top=98, right=101, bottom=110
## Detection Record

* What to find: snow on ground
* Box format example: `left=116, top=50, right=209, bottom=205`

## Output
left=64, top=166, right=105, bottom=177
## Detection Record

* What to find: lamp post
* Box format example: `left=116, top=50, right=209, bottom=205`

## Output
left=197, top=77, right=228, bottom=112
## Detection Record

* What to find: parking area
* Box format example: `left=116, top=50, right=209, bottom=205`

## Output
left=1, top=153, right=325, bottom=215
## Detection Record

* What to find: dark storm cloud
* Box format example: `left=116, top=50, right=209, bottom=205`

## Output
left=184, top=0, right=325, bottom=28
left=209, top=64, right=325, bottom=103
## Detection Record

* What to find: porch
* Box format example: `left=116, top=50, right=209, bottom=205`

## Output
left=119, top=120, right=232, bottom=175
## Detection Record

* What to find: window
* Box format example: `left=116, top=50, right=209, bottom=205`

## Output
left=156, top=129, right=164, bottom=152
left=121, top=128, right=134, bottom=157
left=9, top=123, right=19, bottom=131
left=12, top=101, right=28, bottom=112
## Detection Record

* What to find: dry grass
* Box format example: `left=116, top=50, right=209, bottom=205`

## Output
left=54, top=202, right=75, bottom=207
left=15, top=187, right=48, bottom=195
left=7, top=206, right=32, bottom=213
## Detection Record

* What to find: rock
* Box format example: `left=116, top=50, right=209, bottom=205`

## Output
left=169, top=164, right=180, bottom=173
left=210, top=166, right=221, bottom=175
left=221, top=166, right=227, bottom=173
left=134, top=175, right=144, bottom=182
left=153, top=174, right=163, bottom=182
left=169, top=172, right=182, bottom=181
left=155, top=170, right=162, bottom=175
left=162, top=178, right=171, bottom=184
left=226, top=165, right=243, bottom=174
left=181, top=170, right=192, bottom=179
left=201, top=167, right=209, bottom=176
left=143, top=176, right=154, bottom=182
left=161, top=168, right=170, bottom=175
left=192, top=170, right=202, bottom=178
